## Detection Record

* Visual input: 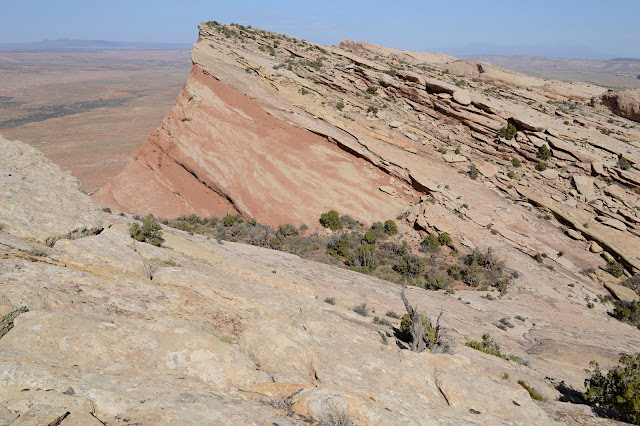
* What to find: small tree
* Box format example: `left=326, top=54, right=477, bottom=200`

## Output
left=362, top=231, right=377, bottom=245
left=129, top=214, right=164, bottom=246
left=383, top=220, right=398, bottom=236
left=583, top=354, right=640, bottom=424
left=438, top=232, right=452, bottom=246
left=498, top=123, right=517, bottom=140
left=320, top=210, right=342, bottom=230
left=537, top=144, right=551, bottom=160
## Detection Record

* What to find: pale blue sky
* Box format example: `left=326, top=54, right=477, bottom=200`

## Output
left=2, top=0, right=639, bottom=59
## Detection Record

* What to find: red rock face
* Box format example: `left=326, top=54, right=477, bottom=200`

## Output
left=94, top=65, right=406, bottom=225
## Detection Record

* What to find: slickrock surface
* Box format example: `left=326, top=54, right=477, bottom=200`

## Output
left=2, top=139, right=640, bottom=423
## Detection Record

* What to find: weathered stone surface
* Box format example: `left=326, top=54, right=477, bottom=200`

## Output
left=604, top=184, right=627, bottom=202
left=424, top=77, right=457, bottom=94
left=452, top=89, right=471, bottom=106
left=567, top=229, right=585, bottom=241
left=540, top=169, right=559, bottom=180
left=604, top=282, right=640, bottom=303
left=597, top=216, right=627, bottom=231
left=588, top=240, right=603, bottom=253
left=510, top=110, right=547, bottom=132
left=0, top=137, right=103, bottom=244
left=443, top=154, right=468, bottom=163
left=591, top=161, right=605, bottom=175
left=592, top=88, right=640, bottom=123
left=476, top=161, right=498, bottom=178
left=573, top=175, right=595, bottom=198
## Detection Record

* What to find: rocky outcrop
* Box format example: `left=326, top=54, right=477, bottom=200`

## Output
left=592, top=89, right=640, bottom=123
left=0, top=137, right=104, bottom=244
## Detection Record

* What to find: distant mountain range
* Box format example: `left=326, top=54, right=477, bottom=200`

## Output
left=0, top=38, right=192, bottom=51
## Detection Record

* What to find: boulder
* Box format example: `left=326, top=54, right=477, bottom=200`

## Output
left=588, top=241, right=603, bottom=253
left=540, top=169, right=559, bottom=180
left=604, top=282, right=640, bottom=303
left=604, top=184, right=627, bottom=202
left=424, top=77, right=456, bottom=94
left=591, top=162, right=605, bottom=175
left=591, top=89, right=640, bottom=123
left=443, top=154, right=468, bottom=163
left=566, top=229, right=585, bottom=241
left=452, top=90, right=471, bottom=106
left=510, top=111, right=547, bottom=132
left=572, top=175, right=595, bottom=198
left=476, top=161, right=498, bottom=178
left=597, top=216, right=627, bottom=232
left=379, top=186, right=399, bottom=197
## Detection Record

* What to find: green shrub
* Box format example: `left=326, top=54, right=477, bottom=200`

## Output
left=336, top=101, right=345, bottom=111
left=517, top=380, right=544, bottom=401
left=606, top=259, right=625, bottom=278
left=469, top=164, right=479, bottom=180
left=618, top=156, right=631, bottom=171
left=383, top=220, right=398, bottom=236
left=394, top=253, right=425, bottom=277
left=277, top=223, right=299, bottom=237
left=466, top=333, right=507, bottom=359
left=613, top=300, right=640, bottom=328
left=353, top=303, right=369, bottom=316
left=399, top=313, right=436, bottom=347
left=507, top=170, right=516, bottom=179
left=320, top=210, right=342, bottom=230
left=512, top=158, right=521, bottom=168
left=370, top=221, right=385, bottom=237
left=536, top=161, right=547, bottom=171
left=129, top=215, right=163, bottom=246
left=367, top=105, right=379, bottom=115
left=423, top=273, right=452, bottom=290
left=327, top=232, right=350, bottom=257
left=362, top=231, right=378, bottom=245
left=373, top=316, right=391, bottom=326
left=420, top=234, right=440, bottom=252
left=340, top=215, right=358, bottom=229
left=438, top=232, right=452, bottom=246
left=498, top=123, right=517, bottom=140
left=324, top=297, right=336, bottom=305
left=583, top=354, right=640, bottom=423
left=537, top=144, right=551, bottom=160
left=348, top=245, right=378, bottom=272
left=534, top=253, right=543, bottom=263
left=366, top=86, right=378, bottom=95
left=223, top=214, right=243, bottom=226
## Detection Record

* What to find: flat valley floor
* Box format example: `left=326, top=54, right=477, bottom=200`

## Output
left=0, top=50, right=191, bottom=192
